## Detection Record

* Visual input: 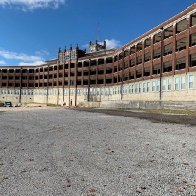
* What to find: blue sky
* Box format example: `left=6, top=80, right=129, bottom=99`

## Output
left=0, top=0, right=195, bottom=66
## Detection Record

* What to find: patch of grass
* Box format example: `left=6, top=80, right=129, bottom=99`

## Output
left=47, top=103, right=60, bottom=107
left=141, top=108, right=196, bottom=116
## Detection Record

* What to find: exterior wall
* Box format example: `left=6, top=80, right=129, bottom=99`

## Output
left=0, top=72, right=196, bottom=108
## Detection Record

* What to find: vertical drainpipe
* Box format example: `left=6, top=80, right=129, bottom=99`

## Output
left=62, top=49, right=65, bottom=104
left=87, top=58, right=91, bottom=102
left=121, top=49, right=125, bottom=100
left=68, top=47, right=71, bottom=107
left=75, top=45, right=78, bottom=107
left=46, top=64, right=49, bottom=105
left=160, top=28, right=164, bottom=102
left=19, top=66, right=22, bottom=104
left=57, top=57, right=60, bottom=106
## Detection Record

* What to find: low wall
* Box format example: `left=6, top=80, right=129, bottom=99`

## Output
left=100, top=100, right=196, bottom=110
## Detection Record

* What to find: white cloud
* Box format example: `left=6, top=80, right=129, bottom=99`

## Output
left=0, top=60, right=6, bottom=65
left=0, top=49, right=43, bottom=62
left=0, top=0, right=65, bottom=11
left=0, top=48, right=47, bottom=66
left=18, top=61, right=46, bottom=66
left=105, top=39, right=121, bottom=49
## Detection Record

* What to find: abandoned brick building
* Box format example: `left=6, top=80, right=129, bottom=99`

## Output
left=0, top=4, right=196, bottom=108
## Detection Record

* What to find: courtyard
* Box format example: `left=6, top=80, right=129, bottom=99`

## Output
left=0, top=107, right=195, bottom=195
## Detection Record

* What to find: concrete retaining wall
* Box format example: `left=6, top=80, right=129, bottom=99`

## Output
left=100, top=100, right=196, bottom=110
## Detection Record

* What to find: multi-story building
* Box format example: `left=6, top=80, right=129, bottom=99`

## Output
left=1, top=4, right=196, bottom=108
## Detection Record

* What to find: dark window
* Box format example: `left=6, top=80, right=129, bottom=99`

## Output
left=130, top=59, right=135, bottom=67
left=163, top=61, right=172, bottom=72
left=176, top=38, right=186, bottom=51
left=164, top=44, right=173, bottom=56
left=136, top=42, right=142, bottom=51
left=190, top=54, right=196, bottom=67
left=106, top=57, right=113, bottom=64
left=90, top=60, right=97, bottom=66
left=153, top=64, right=161, bottom=74
left=144, top=52, right=151, bottom=62
left=154, top=32, right=161, bottom=43
left=190, top=33, right=196, bottom=47
left=153, top=48, right=161, bottom=59
left=144, top=38, right=151, bottom=48
left=164, top=26, right=173, bottom=39
left=136, top=55, right=142, bottom=64
left=176, top=58, right=186, bottom=70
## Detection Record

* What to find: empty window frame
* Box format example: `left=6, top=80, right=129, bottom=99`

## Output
left=153, top=64, right=161, bottom=75
left=106, top=57, right=113, bottom=64
left=98, top=59, right=104, bottom=65
left=136, top=55, right=142, bottom=65
left=190, top=33, right=196, bottom=47
left=176, top=19, right=187, bottom=33
left=144, top=38, right=151, bottom=48
left=136, top=70, right=142, bottom=78
left=176, top=38, right=187, bottom=51
left=153, top=32, right=162, bottom=43
left=164, top=43, right=173, bottom=56
left=190, top=53, right=196, bottom=67
left=124, top=62, right=129, bottom=68
left=153, top=48, right=161, bottom=59
left=130, top=59, right=135, bottom=67
left=144, top=52, right=151, bottom=62
left=191, top=12, right=196, bottom=26
left=176, top=57, right=186, bottom=70
left=124, top=50, right=129, bottom=57
left=164, top=26, right=173, bottom=39
left=98, top=70, right=104, bottom=75
left=83, top=71, right=89, bottom=76
left=136, top=42, right=143, bottom=52
left=106, top=68, right=112, bottom=74
left=114, top=55, right=118, bottom=62
left=90, top=70, right=96, bottom=75
left=130, top=46, right=136, bottom=54
left=84, top=61, right=89, bottom=67
left=90, top=60, right=96, bottom=66
left=78, top=62, right=82, bottom=67
left=144, top=67, right=151, bottom=76
left=163, top=61, right=172, bottom=73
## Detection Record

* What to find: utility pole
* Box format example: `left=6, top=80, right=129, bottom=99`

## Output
left=121, top=49, right=125, bottom=100
left=87, top=58, right=91, bottom=102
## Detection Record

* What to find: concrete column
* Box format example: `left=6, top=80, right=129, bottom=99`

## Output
left=172, top=23, right=177, bottom=75
left=150, top=36, right=154, bottom=77
left=134, top=46, right=137, bottom=81
left=142, top=41, right=145, bottom=79
left=186, top=16, right=191, bottom=73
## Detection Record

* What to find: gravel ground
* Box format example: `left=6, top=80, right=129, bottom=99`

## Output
left=0, top=107, right=195, bottom=196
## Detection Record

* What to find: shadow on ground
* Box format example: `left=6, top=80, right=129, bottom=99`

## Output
left=72, top=108, right=196, bottom=126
